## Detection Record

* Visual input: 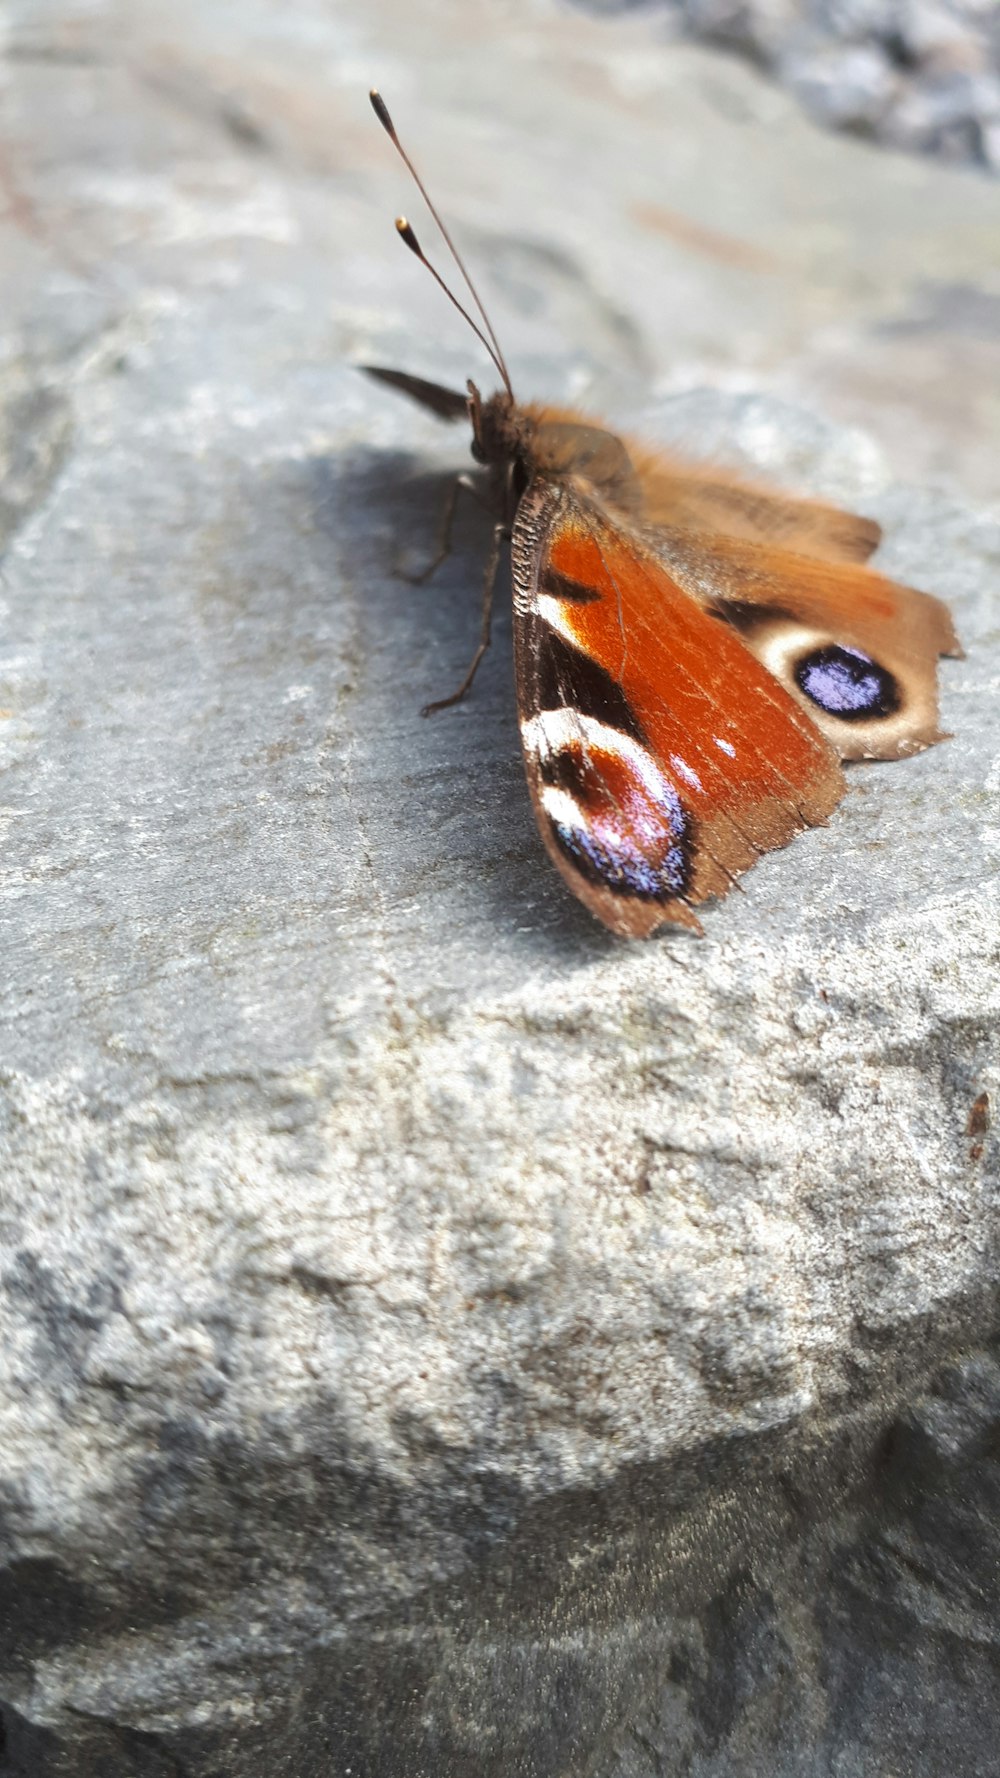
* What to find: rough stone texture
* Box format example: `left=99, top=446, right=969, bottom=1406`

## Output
left=591, top=0, right=1000, bottom=174
left=1, top=2, right=999, bottom=1774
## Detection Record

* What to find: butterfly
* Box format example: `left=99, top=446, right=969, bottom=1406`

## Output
left=364, top=90, right=962, bottom=938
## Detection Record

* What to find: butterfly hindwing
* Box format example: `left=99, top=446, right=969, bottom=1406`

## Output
left=644, top=526, right=962, bottom=761
left=630, top=446, right=883, bottom=565
left=511, top=478, right=846, bottom=937
left=529, top=406, right=884, bottom=564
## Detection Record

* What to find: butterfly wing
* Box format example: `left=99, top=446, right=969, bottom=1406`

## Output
left=629, top=445, right=883, bottom=565
left=530, top=405, right=882, bottom=563
left=644, top=526, right=962, bottom=761
left=511, top=477, right=846, bottom=937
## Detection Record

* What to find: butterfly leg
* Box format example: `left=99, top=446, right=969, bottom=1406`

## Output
left=421, top=520, right=504, bottom=716
left=398, top=472, right=488, bottom=585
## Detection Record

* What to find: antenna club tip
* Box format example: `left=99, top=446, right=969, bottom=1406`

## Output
left=369, top=88, right=395, bottom=135
left=395, top=217, right=421, bottom=253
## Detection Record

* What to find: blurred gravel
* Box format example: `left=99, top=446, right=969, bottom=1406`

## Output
left=588, top=0, right=1000, bottom=172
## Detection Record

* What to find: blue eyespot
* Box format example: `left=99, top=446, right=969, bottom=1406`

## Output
left=552, top=820, right=689, bottom=900
left=795, top=645, right=899, bottom=720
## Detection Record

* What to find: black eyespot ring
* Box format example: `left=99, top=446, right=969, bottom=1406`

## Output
left=794, top=645, right=900, bottom=720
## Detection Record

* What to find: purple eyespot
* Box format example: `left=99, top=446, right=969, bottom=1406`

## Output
left=552, top=816, right=689, bottom=901
left=794, top=645, right=899, bottom=721
left=535, top=719, right=694, bottom=902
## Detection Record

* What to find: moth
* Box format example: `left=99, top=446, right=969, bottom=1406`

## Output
left=365, top=90, right=961, bottom=938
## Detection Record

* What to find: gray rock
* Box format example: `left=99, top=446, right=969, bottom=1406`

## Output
left=782, top=39, right=899, bottom=130
left=814, top=0, right=901, bottom=39
left=1, top=2, right=999, bottom=1774
left=682, top=0, right=801, bottom=58
left=980, top=115, right=1000, bottom=167
left=896, top=1, right=989, bottom=74
left=611, top=0, right=1000, bottom=171
left=883, top=67, right=1000, bottom=157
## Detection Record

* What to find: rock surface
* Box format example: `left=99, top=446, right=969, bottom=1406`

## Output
left=595, top=0, right=1000, bottom=174
left=1, top=2, right=999, bottom=1775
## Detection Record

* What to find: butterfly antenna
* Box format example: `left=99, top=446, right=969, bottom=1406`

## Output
left=370, top=88, right=514, bottom=399
left=390, top=217, right=508, bottom=391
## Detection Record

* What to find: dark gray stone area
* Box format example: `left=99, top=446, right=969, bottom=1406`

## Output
left=3, top=1334, right=1000, bottom=1775
left=1, top=2, right=998, bottom=1774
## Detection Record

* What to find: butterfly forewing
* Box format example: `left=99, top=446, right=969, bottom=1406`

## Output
left=512, top=478, right=846, bottom=937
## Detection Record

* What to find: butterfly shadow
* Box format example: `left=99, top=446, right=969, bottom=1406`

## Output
left=305, top=443, right=662, bottom=969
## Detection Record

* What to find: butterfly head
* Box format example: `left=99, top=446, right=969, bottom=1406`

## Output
left=469, top=382, right=528, bottom=462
